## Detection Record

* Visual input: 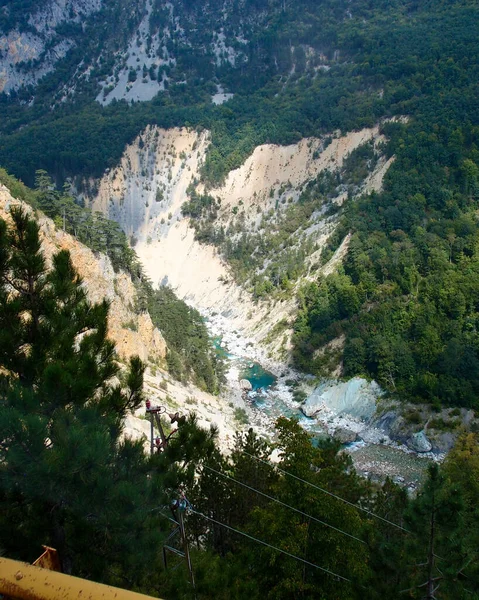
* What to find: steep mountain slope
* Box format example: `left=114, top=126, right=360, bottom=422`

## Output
left=87, top=123, right=392, bottom=358
left=0, top=0, right=478, bottom=410
left=0, top=182, right=165, bottom=362
left=0, top=0, right=102, bottom=93
left=0, top=180, right=245, bottom=449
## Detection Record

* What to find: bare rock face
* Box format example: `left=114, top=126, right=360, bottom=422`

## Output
left=302, top=377, right=380, bottom=422
left=0, top=184, right=166, bottom=363
left=88, top=124, right=393, bottom=362
left=0, top=0, right=102, bottom=93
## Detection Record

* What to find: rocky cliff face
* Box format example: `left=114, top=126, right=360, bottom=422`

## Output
left=0, top=0, right=308, bottom=103
left=88, top=124, right=393, bottom=359
left=0, top=0, right=102, bottom=93
left=0, top=182, right=166, bottom=363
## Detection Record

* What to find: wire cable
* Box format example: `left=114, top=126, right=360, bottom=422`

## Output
left=188, top=505, right=352, bottom=583
left=243, top=450, right=411, bottom=533
left=203, top=464, right=366, bottom=545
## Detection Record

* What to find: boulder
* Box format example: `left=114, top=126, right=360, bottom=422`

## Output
left=302, top=377, right=381, bottom=422
left=333, top=427, right=358, bottom=444
left=240, top=379, right=253, bottom=392
left=407, top=431, right=432, bottom=453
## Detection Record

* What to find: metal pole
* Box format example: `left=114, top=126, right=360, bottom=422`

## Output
left=178, top=509, right=196, bottom=594
left=150, top=412, right=154, bottom=456
left=154, top=413, right=168, bottom=447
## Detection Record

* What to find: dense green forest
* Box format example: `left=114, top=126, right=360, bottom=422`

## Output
left=1, top=0, right=479, bottom=407
left=0, top=0, right=478, bottom=407
left=1, top=211, right=478, bottom=599
left=148, top=285, right=226, bottom=394
left=2, top=0, right=479, bottom=597
left=292, top=91, right=479, bottom=408
left=0, top=0, right=476, bottom=187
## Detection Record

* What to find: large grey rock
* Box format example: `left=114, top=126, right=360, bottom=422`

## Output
left=407, top=431, right=432, bottom=453
left=302, top=377, right=381, bottom=422
left=333, top=427, right=358, bottom=444
left=426, top=431, right=456, bottom=453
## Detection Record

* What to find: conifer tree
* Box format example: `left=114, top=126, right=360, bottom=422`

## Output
left=402, top=464, right=466, bottom=600
left=0, top=208, right=163, bottom=583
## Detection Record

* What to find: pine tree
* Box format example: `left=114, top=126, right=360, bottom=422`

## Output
left=0, top=208, right=164, bottom=584
left=402, top=463, right=466, bottom=600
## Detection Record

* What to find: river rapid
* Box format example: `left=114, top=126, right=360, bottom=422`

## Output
left=207, top=312, right=434, bottom=492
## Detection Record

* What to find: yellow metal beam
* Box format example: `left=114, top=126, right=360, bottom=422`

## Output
left=0, top=557, right=161, bottom=600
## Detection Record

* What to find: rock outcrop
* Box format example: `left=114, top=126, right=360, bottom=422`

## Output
left=240, top=379, right=253, bottom=392
left=0, top=183, right=166, bottom=364
left=302, top=377, right=381, bottom=421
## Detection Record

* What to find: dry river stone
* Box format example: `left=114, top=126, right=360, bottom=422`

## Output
left=240, top=379, right=253, bottom=392
left=333, top=427, right=358, bottom=444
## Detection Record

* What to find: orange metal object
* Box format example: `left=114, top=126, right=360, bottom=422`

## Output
left=32, top=547, right=61, bottom=573
left=0, top=557, right=161, bottom=600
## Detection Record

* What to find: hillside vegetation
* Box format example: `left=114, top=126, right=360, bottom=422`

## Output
left=0, top=214, right=477, bottom=597
left=1, top=1, right=479, bottom=596
left=1, top=0, right=479, bottom=408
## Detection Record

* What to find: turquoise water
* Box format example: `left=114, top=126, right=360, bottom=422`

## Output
left=241, top=362, right=277, bottom=390
left=212, top=336, right=233, bottom=359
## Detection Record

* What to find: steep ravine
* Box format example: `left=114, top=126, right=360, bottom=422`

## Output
left=83, top=124, right=458, bottom=485
left=88, top=124, right=391, bottom=355
left=86, top=124, right=479, bottom=486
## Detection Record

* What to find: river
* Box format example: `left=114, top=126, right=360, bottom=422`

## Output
left=209, top=315, right=432, bottom=491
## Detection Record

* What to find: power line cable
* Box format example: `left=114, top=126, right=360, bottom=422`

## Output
left=203, top=464, right=366, bottom=545
left=150, top=507, right=179, bottom=525
left=188, top=505, right=352, bottom=583
left=243, top=450, right=410, bottom=534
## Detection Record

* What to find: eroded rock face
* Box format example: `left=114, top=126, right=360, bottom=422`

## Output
left=88, top=124, right=393, bottom=361
left=0, top=184, right=166, bottom=363
left=302, top=377, right=381, bottom=421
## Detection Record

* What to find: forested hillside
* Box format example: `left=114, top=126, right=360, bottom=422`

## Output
left=0, top=210, right=477, bottom=597
left=2, top=2, right=479, bottom=596
left=1, top=0, right=479, bottom=406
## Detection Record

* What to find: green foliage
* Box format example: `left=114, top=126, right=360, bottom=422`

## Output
left=148, top=285, right=225, bottom=393
left=0, top=208, right=160, bottom=581
left=182, top=420, right=374, bottom=599
left=0, top=0, right=477, bottom=198
left=234, top=407, right=249, bottom=425
left=33, top=170, right=138, bottom=274
left=1, top=214, right=478, bottom=600
left=293, top=116, right=479, bottom=408
left=0, top=168, right=38, bottom=206
left=0, top=168, right=140, bottom=276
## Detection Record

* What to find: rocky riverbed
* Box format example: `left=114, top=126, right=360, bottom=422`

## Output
left=205, top=312, right=455, bottom=489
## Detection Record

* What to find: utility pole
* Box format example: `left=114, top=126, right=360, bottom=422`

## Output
left=145, top=399, right=186, bottom=455
left=145, top=400, right=195, bottom=596
left=163, top=498, right=196, bottom=595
